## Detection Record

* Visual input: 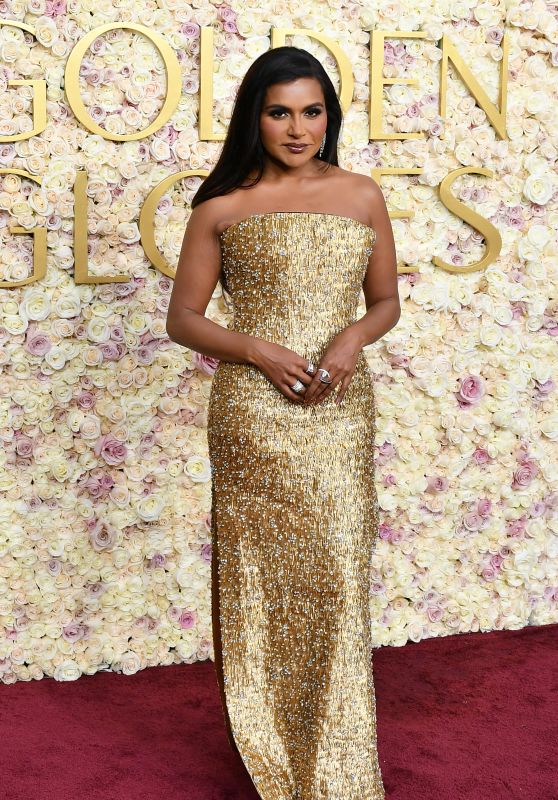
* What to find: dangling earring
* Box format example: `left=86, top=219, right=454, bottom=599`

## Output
left=319, top=133, right=326, bottom=157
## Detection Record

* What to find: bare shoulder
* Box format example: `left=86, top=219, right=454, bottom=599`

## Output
left=187, top=194, right=234, bottom=239
left=331, top=166, right=385, bottom=227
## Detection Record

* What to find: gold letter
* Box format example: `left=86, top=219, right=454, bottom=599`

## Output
left=0, top=21, right=47, bottom=142
left=271, top=28, right=354, bottom=113
left=440, top=34, right=509, bottom=140
left=73, top=170, right=127, bottom=284
left=65, top=23, right=181, bottom=141
left=199, top=27, right=225, bottom=141
left=434, top=167, right=502, bottom=273
left=0, top=169, right=47, bottom=288
left=139, top=170, right=209, bottom=278
left=371, top=168, right=423, bottom=273
left=369, top=30, right=427, bottom=140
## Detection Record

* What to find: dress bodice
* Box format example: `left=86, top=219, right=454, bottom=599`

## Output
left=219, top=212, right=376, bottom=363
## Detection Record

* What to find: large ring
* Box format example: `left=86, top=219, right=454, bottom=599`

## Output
left=291, top=380, right=305, bottom=393
left=305, top=360, right=315, bottom=375
left=317, top=368, right=332, bottom=384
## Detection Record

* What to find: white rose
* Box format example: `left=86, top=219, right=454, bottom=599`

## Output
left=540, top=413, right=558, bottom=440
left=116, top=222, right=141, bottom=244
left=115, top=650, right=142, bottom=675
left=35, top=17, right=59, bottom=47
left=150, top=138, right=171, bottom=162
left=526, top=91, right=549, bottom=116
left=408, top=355, right=431, bottom=378
left=86, top=318, right=111, bottom=343
left=185, top=455, right=211, bottom=483
left=124, top=312, right=149, bottom=335
left=479, top=323, right=502, bottom=347
left=2, top=315, right=27, bottom=335
left=80, top=415, right=101, bottom=439
left=377, top=490, right=398, bottom=512
left=136, top=494, right=164, bottom=522
left=50, top=457, right=72, bottom=482
left=492, top=305, right=513, bottom=326
left=82, top=135, right=107, bottom=158
left=44, top=346, right=68, bottom=371
left=492, top=410, right=514, bottom=429
left=524, top=152, right=551, bottom=177
left=523, top=173, right=553, bottom=205
left=54, top=292, right=81, bottom=318
left=419, top=372, right=448, bottom=398
left=474, top=4, right=501, bottom=26
left=527, top=224, right=552, bottom=249
left=54, top=659, right=81, bottom=681
left=20, top=289, right=51, bottom=321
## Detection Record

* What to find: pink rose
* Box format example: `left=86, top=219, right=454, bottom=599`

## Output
left=377, top=442, right=397, bottom=463
left=463, top=511, right=482, bottom=531
left=389, top=355, right=410, bottom=369
left=62, top=623, right=88, bottom=643
left=76, top=391, right=96, bottom=410
left=167, top=606, right=182, bottom=623
left=378, top=523, right=393, bottom=540
left=486, top=28, right=503, bottom=44
left=535, top=379, right=555, bottom=395
left=426, top=606, right=443, bottom=622
left=99, top=342, right=121, bottom=361
left=87, top=582, right=106, bottom=597
left=512, top=460, right=538, bottom=489
left=181, top=22, right=200, bottom=38
left=506, top=518, right=526, bottom=538
left=477, top=498, right=492, bottom=516
left=457, top=374, right=485, bottom=406
left=89, top=520, right=119, bottom=552
left=473, top=448, right=490, bottom=465
left=425, top=475, right=449, bottom=493
left=193, top=351, right=220, bottom=375
left=26, top=329, right=52, bottom=356
left=94, top=433, right=128, bottom=465
left=15, top=434, right=33, bottom=457
left=179, top=610, right=197, bottom=629
left=150, top=553, right=166, bottom=568
left=530, top=500, right=546, bottom=517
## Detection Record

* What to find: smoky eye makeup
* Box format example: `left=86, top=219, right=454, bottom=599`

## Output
left=268, top=106, right=323, bottom=118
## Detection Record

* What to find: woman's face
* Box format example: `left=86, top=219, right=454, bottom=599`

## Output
left=259, top=77, right=328, bottom=166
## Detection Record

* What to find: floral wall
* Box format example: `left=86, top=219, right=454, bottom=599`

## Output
left=0, top=0, right=557, bottom=683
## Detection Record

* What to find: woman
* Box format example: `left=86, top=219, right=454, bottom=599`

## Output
left=166, top=45, right=399, bottom=800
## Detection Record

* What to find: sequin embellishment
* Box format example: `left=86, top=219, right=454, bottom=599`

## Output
left=208, top=212, right=385, bottom=799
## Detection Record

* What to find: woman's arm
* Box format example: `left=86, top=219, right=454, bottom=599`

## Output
left=345, top=176, right=401, bottom=349
left=165, top=202, right=261, bottom=365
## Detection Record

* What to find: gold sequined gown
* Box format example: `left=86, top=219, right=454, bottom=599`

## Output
left=207, top=211, right=385, bottom=800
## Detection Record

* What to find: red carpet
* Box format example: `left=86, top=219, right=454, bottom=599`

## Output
left=2, top=622, right=557, bottom=800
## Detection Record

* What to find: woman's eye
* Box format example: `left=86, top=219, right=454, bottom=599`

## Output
left=270, top=109, right=321, bottom=118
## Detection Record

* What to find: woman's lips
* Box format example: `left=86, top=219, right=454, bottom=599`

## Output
left=284, top=144, right=308, bottom=152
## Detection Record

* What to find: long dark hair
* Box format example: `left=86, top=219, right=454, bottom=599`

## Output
left=191, top=46, right=342, bottom=208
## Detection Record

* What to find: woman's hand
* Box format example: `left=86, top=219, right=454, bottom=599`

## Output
left=250, top=339, right=314, bottom=404
left=303, top=329, right=362, bottom=406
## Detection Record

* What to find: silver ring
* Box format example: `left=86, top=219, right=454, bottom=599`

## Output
left=291, top=380, right=305, bottom=393
left=318, top=368, right=332, bottom=384
left=305, top=360, right=315, bottom=375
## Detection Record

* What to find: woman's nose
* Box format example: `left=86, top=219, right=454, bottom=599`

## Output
left=288, top=116, right=305, bottom=136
